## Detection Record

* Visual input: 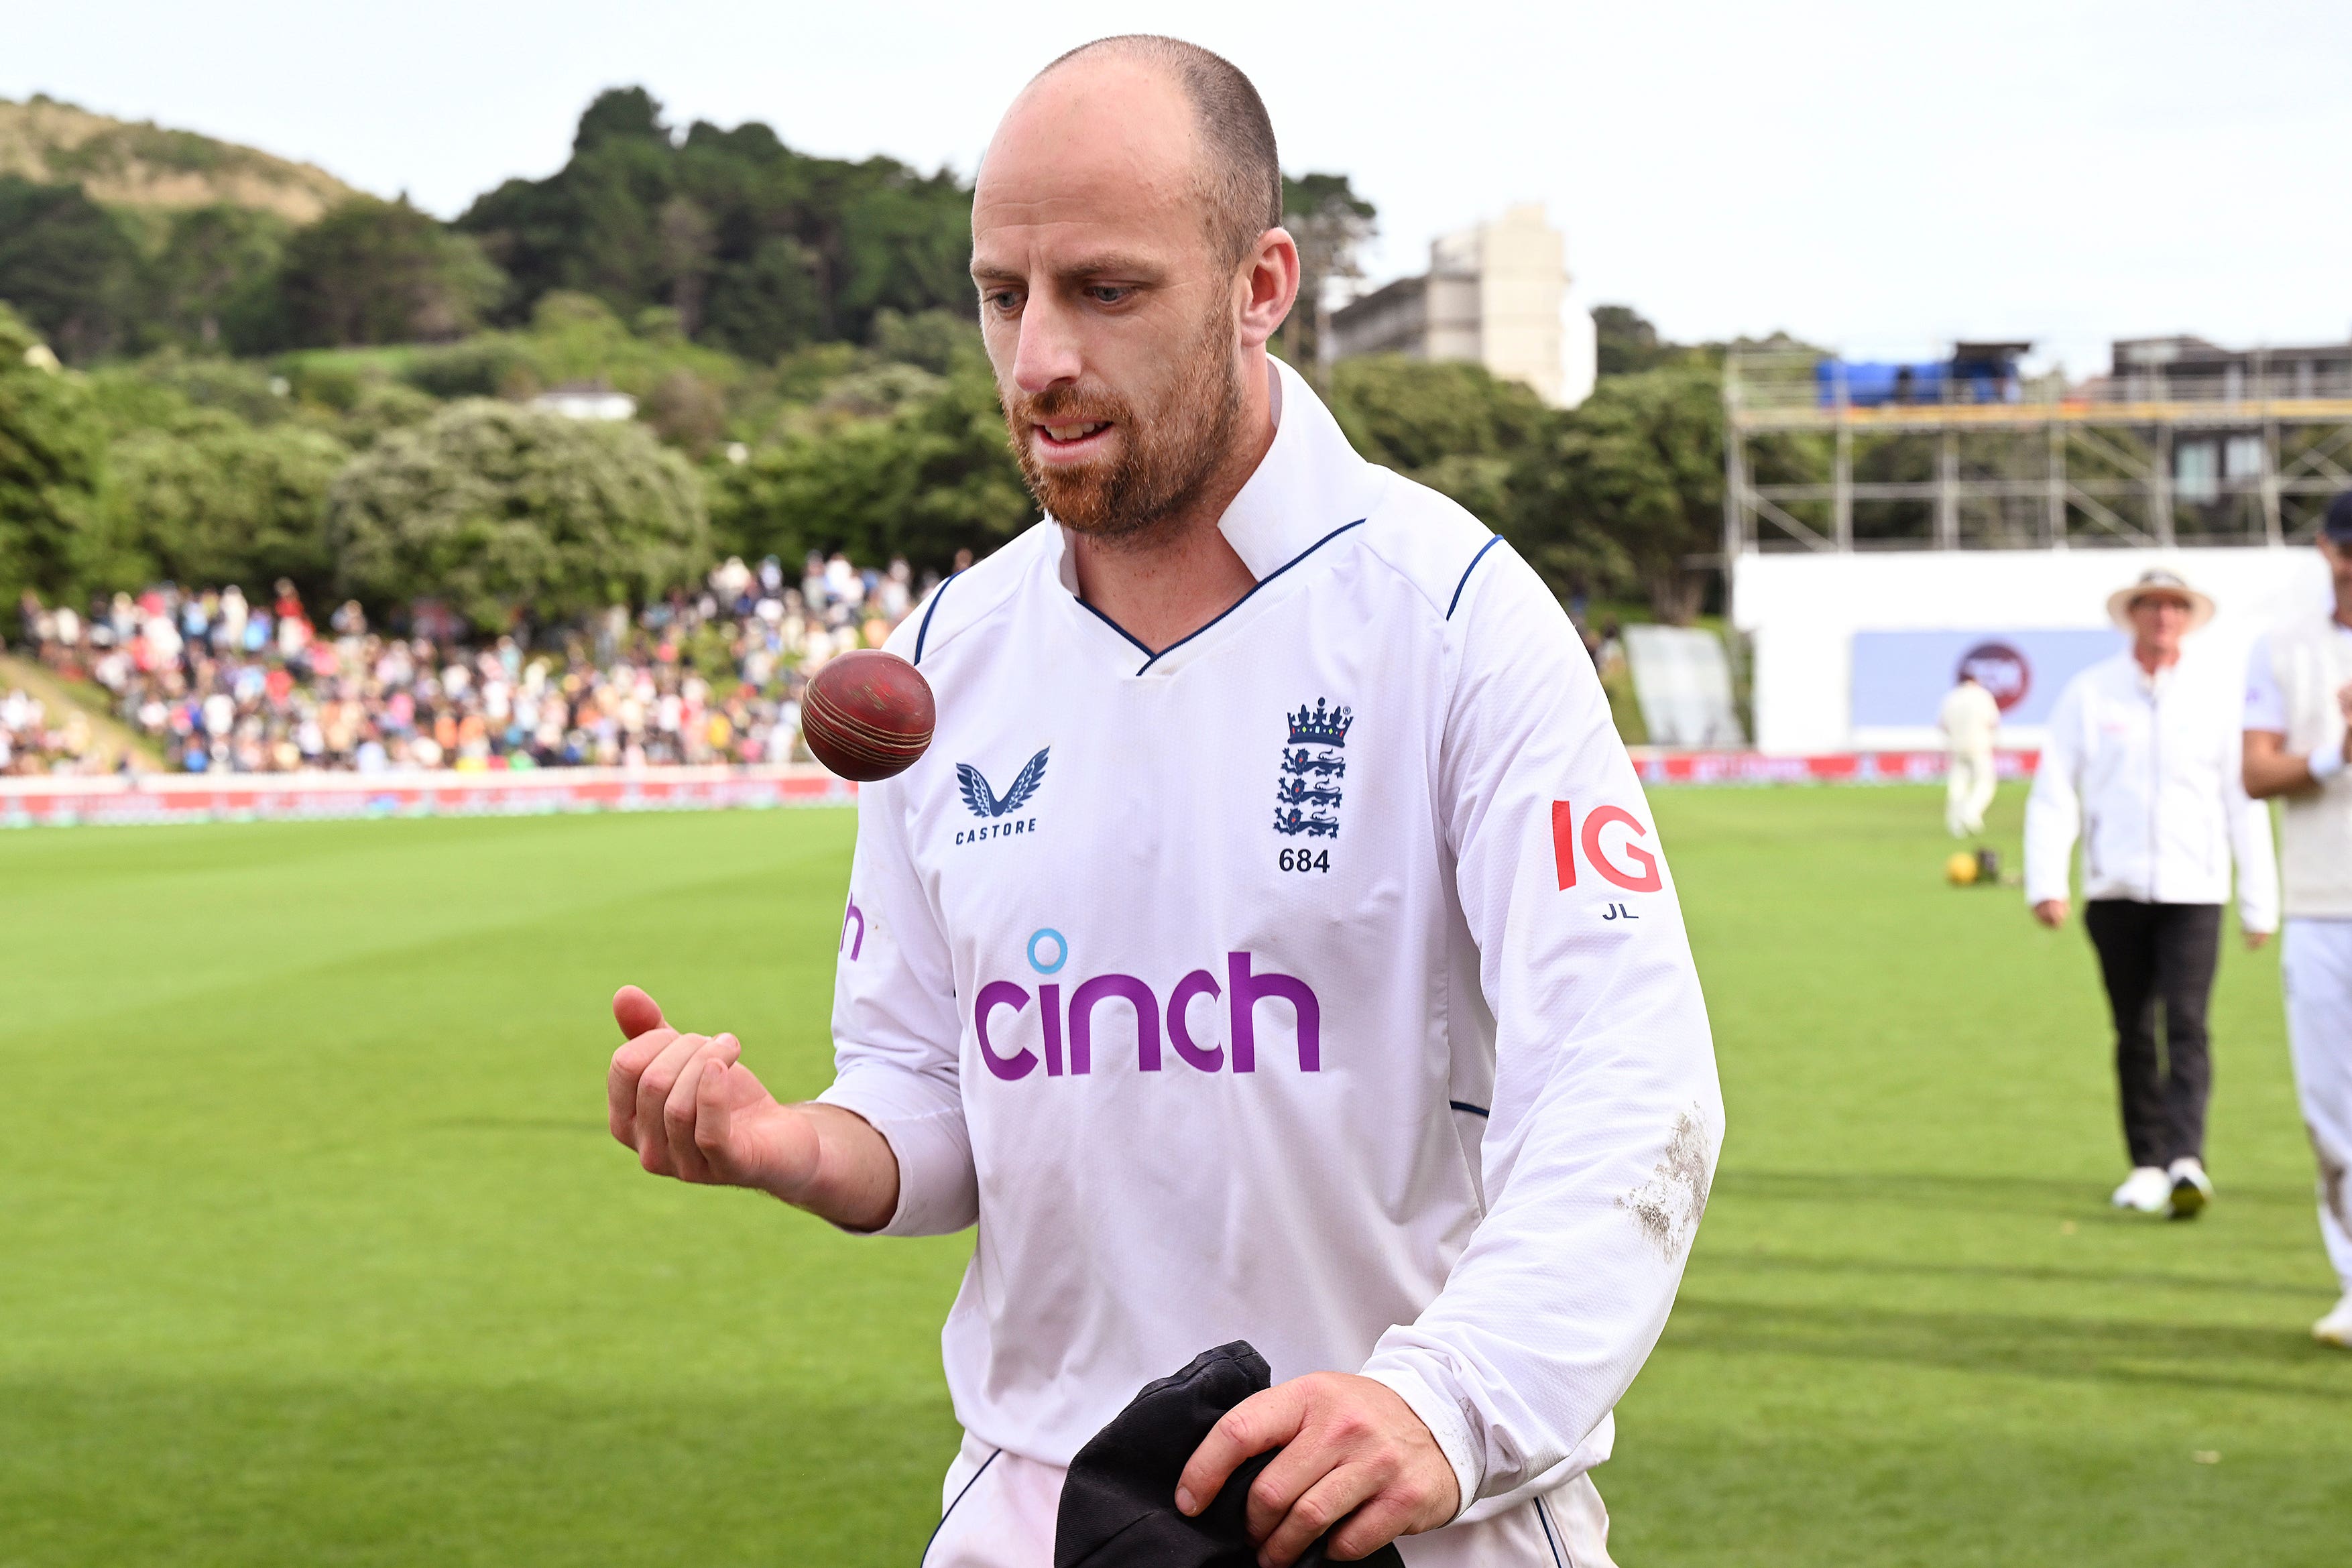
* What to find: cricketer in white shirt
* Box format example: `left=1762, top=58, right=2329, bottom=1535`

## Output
left=1938, top=676, right=2002, bottom=838
left=820, top=356, right=1723, bottom=1566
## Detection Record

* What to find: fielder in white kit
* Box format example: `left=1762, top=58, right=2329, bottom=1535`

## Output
left=1938, top=671, right=2001, bottom=839
left=2243, top=491, right=2352, bottom=1347
left=605, top=35, right=1722, bottom=1566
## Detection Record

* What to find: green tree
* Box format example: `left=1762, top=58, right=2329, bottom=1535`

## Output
left=0, top=178, right=145, bottom=362
left=148, top=204, right=289, bottom=351
left=1326, top=355, right=1553, bottom=524
left=1505, top=362, right=1724, bottom=623
left=270, top=197, right=505, bottom=349
left=457, top=87, right=971, bottom=358
left=713, top=365, right=1031, bottom=569
left=101, top=412, right=348, bottom=595
left=640, top=368, right=726, bottom=456
left=1279, top=173, right=1376, bottom=377
left=326, top=400, right=707, bottom=631
left=1592, top=304, right=1673, bottom=378
left=571, top=86, right=668, bottom=155
left=868, top=307, right=986, bottom=376
left=0, top=304, right=109, bottom=625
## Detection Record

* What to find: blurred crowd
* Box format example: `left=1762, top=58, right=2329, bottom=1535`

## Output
left=4, top=551, right=947, bottom=776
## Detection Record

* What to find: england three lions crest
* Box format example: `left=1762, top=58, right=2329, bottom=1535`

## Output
left=1274, top=698, right=1350, bottom=839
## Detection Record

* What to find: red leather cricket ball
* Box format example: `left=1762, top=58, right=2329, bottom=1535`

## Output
left=801, top=650, right=935, bottom=782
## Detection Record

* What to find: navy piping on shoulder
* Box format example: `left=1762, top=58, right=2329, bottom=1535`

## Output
left=1535, top=1494, right=1572, bottom=1568
left=1446, top=534, right=1505, bottom=620
left=1449, top=1100, right=1490, bottom=1118
left=912, top=571, right=960, bottom=666
left=1086, top=518, right=1366, bottom=675
left=918, top=1447, right=1001, bottom=1566
left=1076, top=595, right=1154, bottom=659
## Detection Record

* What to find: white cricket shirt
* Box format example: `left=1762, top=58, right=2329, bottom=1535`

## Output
left=819, top=358, right=1723, bottom=1545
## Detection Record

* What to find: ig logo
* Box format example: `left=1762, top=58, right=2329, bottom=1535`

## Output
left=1551, top=800, right=1662, bottom=922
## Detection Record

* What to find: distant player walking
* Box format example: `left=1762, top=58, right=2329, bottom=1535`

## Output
left=1939, top=670, right=2001, bottom=837
left=2243, top=491, right=2352, bottom=1347
left=2025, top=569, right=2276, bottom=1217
left=601, top=36, right=1720, bottom=1567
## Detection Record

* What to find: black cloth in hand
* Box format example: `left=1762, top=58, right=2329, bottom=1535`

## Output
left=1053, top=1340, right=1407, bottom=1567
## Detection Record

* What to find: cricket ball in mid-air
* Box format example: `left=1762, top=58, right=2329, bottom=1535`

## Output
left=801, top=650, right=935, bottom=782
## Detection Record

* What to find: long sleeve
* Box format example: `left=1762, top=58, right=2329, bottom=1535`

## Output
left=2223, top=699, right=2280, bottom=933
left=2023, top=680, right=2084, bottom=909
left=1358, top=547, right=1723, bottom=1520
left=814, top=769, right=977, bottom=1236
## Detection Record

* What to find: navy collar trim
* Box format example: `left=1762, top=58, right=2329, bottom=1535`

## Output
left=1446, top=535, right=1503, bottom=620
left=1075, top=595, right=1154, bottom=660
left=1104, top=517, right=1366, bottom=676
left=912, top=570, right=961, bottom=665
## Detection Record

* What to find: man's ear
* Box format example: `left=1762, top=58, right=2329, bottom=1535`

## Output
left=1236, top=227, right=1301, bottom=351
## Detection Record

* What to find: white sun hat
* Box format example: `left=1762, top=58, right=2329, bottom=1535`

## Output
left=2105, top=568, right=2215, bottom=633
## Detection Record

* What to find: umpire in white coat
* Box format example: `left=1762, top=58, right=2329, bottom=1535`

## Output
left=2026, top=569, right=2278, bottom=1217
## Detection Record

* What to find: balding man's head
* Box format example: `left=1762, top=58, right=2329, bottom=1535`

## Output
left=1026, top=36, right=1281, bottom=268
left=971, top=38, right=1299, bottom=540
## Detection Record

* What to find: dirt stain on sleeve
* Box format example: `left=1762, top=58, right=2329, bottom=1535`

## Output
left=1616, top=1105, right=1714, bottom=1259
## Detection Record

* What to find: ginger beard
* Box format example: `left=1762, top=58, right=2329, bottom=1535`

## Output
left=1002, top=301, right=1245, bottom=541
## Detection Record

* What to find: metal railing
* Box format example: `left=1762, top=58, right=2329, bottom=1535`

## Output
left=1723, top=349, right=2352, bottom=554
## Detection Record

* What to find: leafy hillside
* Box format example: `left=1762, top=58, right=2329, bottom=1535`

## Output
left=0, top=95, right=358, bottom=222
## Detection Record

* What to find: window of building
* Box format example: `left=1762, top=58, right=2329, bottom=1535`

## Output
left=2174, top=439, right=2219, bottom=503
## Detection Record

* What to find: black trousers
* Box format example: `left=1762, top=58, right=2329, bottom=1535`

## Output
left=2083, top=900, right=2223, bottom=1169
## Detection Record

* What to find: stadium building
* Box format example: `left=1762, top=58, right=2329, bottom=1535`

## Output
left=1724, top=337, right=2351, bottom=753
left=1326, top=204, right=1598, bottom=408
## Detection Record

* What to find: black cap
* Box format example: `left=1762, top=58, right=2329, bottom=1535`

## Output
left=2326, top=490, right=2352, bottom=544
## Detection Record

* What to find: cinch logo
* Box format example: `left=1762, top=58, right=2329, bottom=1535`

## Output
left=840, top=897, right=864, bottom=959
left=1551, top=800, right=1663, bottom=893
left=972, top=937, right=1320, bottom=1082
left=954, top=746, right=1048, bottom=845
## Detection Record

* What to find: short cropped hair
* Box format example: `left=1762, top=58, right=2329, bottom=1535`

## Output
left=1038, top=35, right=1283, bottom=267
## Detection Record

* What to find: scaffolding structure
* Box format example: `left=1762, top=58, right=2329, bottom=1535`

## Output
left=1722, top=349, right=2352, bottom=558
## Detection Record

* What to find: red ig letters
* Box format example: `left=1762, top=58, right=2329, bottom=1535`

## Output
left=1550, top=800, right=1664, bottom=894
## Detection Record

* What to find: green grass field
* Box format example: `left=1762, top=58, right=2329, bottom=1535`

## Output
left=3, top=786, right=2345, bottom=1566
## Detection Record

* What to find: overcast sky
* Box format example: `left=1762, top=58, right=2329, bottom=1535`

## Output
left=9, top=0, right=2348, bottom=377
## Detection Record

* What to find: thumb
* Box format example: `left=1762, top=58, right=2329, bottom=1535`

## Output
left=613, top=985, right=667, bottom=1040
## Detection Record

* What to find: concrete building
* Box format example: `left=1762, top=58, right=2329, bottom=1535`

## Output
left=1326, top=204, right=1594, bottom=408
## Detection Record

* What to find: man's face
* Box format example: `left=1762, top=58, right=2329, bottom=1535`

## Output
left=972, top=62, right=1249, bottom=538
left=2128, top=593, right=2192, bottom=657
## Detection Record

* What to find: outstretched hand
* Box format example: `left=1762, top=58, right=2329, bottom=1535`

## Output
left=1174, top=1372, right=1458, bottom=1565
left=607, top=986, right=818, bottom=1195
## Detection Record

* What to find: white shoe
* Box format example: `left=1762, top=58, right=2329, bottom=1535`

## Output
left=2316, top=1293, right=2352, bottom=1348
left=2167, top=1158, right=2214, bottom=1220
left=2111, top=1166, right=2172, bottom=1213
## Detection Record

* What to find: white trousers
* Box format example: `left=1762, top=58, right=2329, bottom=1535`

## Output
left=2284, top=918, right=2352, bottom=1292
left=923, top=1431, right=1619, bottom=1568
left=1946, top=745, right=1997, bottom=837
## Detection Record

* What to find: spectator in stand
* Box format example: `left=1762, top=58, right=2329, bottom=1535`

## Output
left=7, top=554, right=935, bottom=776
